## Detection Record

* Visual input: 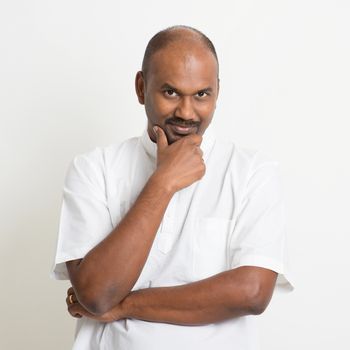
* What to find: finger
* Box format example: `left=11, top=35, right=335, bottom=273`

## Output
left=196, top=147, right=203, bottom=157
left=68, top=304, right=83, bottom=318
left=154, top=126, right=168, bottom=150
left=66, top=293, right=77, bottom=307
left=71, top=310, right=82, bottom=318
left=187, top=133, right=202, bottom=146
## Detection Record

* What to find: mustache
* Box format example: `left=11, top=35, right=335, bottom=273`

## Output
left=165, top=117, right=200, bottom=128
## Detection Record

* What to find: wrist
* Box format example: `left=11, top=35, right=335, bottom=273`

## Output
left=120, top=292, right=134, bottom=319
left=149, top=170, right=176, bottom=196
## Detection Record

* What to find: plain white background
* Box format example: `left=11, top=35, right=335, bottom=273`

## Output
left=1, top=0, right=349, bottom=349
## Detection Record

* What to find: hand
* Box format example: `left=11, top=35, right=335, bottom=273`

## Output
left=66, top=287, right=125, bottom=323
left=154, top=126, right=206, bottom=192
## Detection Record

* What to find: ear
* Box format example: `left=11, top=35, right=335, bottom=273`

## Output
left=217, top=77, right=220, bottom=98
left=213, top=77, right=220, bottom=109
left=135, top=71, right=145, bottom=104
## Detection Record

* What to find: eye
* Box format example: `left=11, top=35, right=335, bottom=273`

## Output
left=164, top=89, right=178, bottom=97
left=196, top=91, right=209, bottom=98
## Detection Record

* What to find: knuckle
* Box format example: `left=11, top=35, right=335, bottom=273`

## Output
left=187, top=134, right=197, bottom=144
left=193, top=134, right=202, bottom=144
left=182, top=137, right=190, bottom=145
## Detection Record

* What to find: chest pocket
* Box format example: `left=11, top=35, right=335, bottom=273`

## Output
left=193, top=217, right=233, bottom=280
left=156, top=216, right=177, bottom=254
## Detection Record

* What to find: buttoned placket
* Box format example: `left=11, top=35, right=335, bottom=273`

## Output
left=156, top=191, right=178, bottom=254
left=140, top=128, right=214, bottom=255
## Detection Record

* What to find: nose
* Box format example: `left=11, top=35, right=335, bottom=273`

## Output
left=175, top=96, right=196, bottom=121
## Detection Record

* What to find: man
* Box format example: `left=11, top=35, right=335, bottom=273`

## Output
left=52, top=25, right=293, bottom=349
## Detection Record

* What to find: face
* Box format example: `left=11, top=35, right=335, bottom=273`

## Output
left=136, top=43, right=219, bottom=144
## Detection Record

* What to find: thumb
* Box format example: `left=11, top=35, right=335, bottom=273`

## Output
left=153, top=126, right=168, bottom=151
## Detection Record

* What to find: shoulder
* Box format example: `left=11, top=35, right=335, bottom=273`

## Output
left=209, top=137, right=281, bottom=195
left=211, top=137, right=279, bottom=174
left=103, top=136, right=140, bottom=167
left=72, top=136, right=140, bottom=167
left=65, top=136, right=140, bottom=184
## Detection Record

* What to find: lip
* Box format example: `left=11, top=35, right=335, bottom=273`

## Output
left=168, top=124, right=198, bottom=135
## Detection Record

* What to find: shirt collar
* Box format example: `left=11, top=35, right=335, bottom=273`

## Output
left=140, top=126, right=214, bottom=162
left=140, top=129, right=158, bottom=160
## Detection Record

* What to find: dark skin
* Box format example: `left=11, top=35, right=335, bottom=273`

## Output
left=137, top=41, right=220, bottom=145
left=65, top=30, right=277, bottom=324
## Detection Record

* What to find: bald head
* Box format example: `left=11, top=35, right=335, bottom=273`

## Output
left=141, top=25, right=219, bottom=79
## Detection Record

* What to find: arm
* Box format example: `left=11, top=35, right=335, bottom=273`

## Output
left=66, top=127, right=205, bottom=315
left=67, top=266, right=277, bottom=325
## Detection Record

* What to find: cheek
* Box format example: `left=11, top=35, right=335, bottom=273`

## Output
left=197, top=102, right=215, bottom=120
left=148, top=96, right=175, bottom=118
left=197, top=105, right=216, bottom=132
left=144, top=96, right=159, bottom=122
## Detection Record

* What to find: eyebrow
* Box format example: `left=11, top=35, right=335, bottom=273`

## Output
left=160, top=83, right=213, bottom=94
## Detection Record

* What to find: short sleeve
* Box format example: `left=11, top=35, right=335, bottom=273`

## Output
left=51, top=148, right=113, bottom=280
left=229, top=156, right=294, bottom=292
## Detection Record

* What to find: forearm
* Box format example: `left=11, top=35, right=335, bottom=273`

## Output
left=121, top=267, right=275, bottom=325
left=68, top=173, right=174, bottom=314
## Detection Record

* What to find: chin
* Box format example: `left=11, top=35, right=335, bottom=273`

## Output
left=165, top=126, right=200, bottom=145
left=163, top=131, right=177, bottom=145
left=166, top=132, right=196, bottom=145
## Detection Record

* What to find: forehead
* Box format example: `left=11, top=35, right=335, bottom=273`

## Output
left=147, top=44, right=218, bottom=90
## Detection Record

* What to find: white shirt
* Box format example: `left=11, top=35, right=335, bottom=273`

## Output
left=52, top=129, right=293, bottom=350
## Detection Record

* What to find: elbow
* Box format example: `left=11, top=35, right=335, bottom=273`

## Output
left=67, top=261, right=126, bottom=315
left=225, top=267, right=277, bottom=316
left=79, top=295, right=109, bottom=316
left=248, top=297, right=268, bottom=315
left=74, top=284, right=122, bottom=316
left=245, top=282, right=272, bottom=316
